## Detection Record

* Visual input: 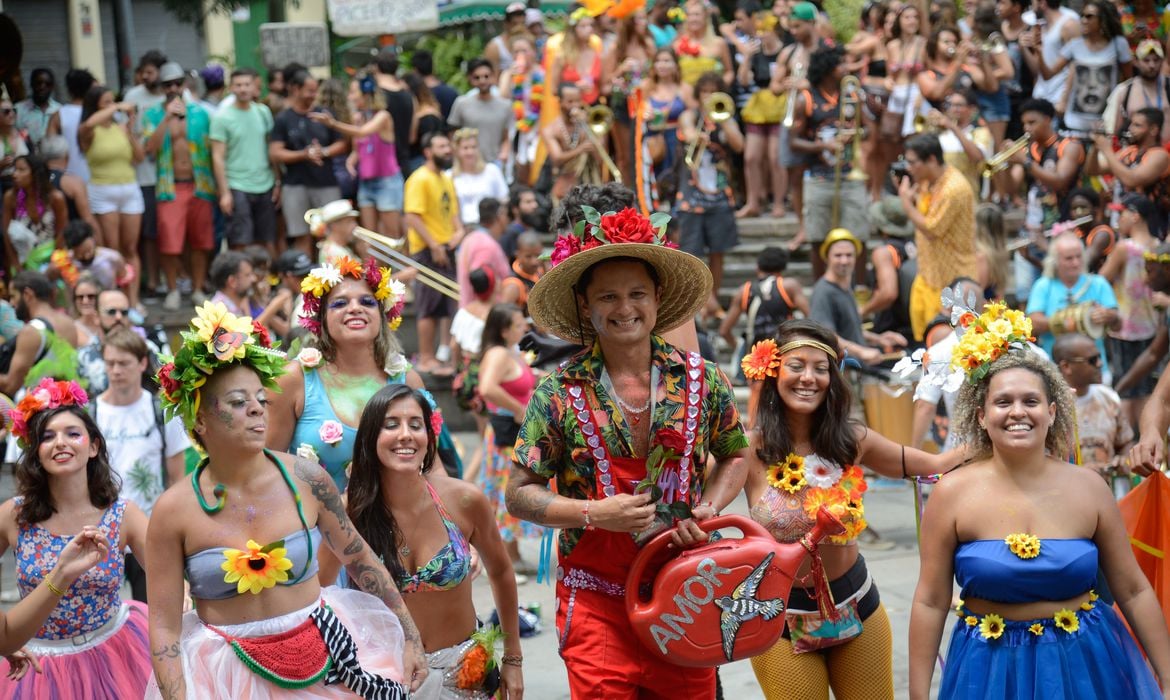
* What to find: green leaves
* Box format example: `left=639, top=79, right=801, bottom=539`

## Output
left=649, top=212, right=671, bottom=238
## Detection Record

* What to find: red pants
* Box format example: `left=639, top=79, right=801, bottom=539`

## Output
left=557, top=584, right=716, bottom=699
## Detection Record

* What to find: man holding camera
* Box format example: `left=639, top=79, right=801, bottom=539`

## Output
left=143, top=62, right=215, bottom=311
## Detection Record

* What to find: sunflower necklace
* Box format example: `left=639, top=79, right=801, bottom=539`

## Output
left=192, top=447, right=314, bottom=590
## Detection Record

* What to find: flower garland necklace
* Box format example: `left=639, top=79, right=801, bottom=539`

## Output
left=766, top=453, right=868, bottom=545
left=511, top=69, right=543, bottom=134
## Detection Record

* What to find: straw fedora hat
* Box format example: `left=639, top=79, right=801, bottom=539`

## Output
left=528, top=209, right=712, bottom=344
left=868, top=196, right=914, bottom=238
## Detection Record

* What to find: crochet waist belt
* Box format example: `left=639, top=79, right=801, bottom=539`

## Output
left=204, top=602, right=408, bottom=699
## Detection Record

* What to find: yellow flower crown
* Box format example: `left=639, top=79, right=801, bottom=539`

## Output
left=950, top=302, right=1035, bottom=383
left=1143, top=251, right=1170, bottom=264
left=299, top=256, right=406, bottom=335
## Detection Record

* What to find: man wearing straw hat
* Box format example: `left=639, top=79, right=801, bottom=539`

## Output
left=508, top=205, right=748, bottom=698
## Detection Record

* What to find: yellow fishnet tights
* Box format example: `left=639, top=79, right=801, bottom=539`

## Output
left=749, top=603, right=894, bottom=700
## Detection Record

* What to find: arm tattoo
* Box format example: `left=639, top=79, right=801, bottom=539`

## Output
left=346, top=558, right=422, bottom=644
left=151, top=642, right=181, bottom=661
left=506, top=482, right=556, bottom=524
left=295, top=457, right=358, bottom=547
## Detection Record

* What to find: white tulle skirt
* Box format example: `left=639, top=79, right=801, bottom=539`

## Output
left=145, top=586, right=406, bottom=698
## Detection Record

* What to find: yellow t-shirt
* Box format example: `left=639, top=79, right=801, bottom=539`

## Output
left=404, top=166, right=458, bottom=255
left=86, top=124, right=136, bottom=185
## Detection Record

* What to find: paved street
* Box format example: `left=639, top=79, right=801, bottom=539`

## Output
left=0, top=441, right=944, bottom=698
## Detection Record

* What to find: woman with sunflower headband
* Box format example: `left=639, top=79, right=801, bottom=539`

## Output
left=908, top=302, right=1170, bottom=699
left=0, top=378, right=151, bottom=697
left=739, top=319, right=961, bottom=699
left=146, top=301, right=427, bottom=698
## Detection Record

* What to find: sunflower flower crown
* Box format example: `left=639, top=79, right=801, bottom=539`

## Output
left=157, top=301, right=287, bottom=429
left=8, top=378, right=88, bottom=448
left=549, top=206, right=674, bottom=269
left=892, top=288, right=1035, bottom=390
left=298, top=256, right=406, bottom=335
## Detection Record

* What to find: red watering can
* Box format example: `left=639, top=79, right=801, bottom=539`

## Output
left=625, top=509, right=843, bottom=667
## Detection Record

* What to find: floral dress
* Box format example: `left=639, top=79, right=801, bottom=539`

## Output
left=0, top=498, right=152, bottom=698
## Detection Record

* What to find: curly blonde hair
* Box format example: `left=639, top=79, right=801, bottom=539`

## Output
left=952, top=351, right=1076, bottom=460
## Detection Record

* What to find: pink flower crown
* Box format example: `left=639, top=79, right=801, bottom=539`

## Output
left=9, top=378, right=89, bottom=447
left=549, top=206, right=674, bottom=269
left=299, top=256, right=407, bottom=336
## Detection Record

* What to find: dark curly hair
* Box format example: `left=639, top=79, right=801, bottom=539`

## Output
left=755, top=319, right=860, bottom=467
left=346, top=384, right=438, bottom=585
left=807, top=45, right=845, bottom=87
left=16, top=406, right=120, bottom=526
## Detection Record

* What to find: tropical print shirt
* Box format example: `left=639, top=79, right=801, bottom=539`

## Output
left=514, top=335, right=747, bottom=558
left=142, top=100, right=216, bottom=202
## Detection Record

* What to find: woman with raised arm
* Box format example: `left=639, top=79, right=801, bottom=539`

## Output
left=740, top=319, right=961, bottom=699
left=145, top=301, right=427, bottom=697
left=908, top=301, right=1170, bottom=698
left=0, top=378, right=149, bottom=696
left=348, top=384, right=524, bottom=699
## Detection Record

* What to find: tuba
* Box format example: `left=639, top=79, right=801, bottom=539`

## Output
left=685, top=92, right=735, bottom=170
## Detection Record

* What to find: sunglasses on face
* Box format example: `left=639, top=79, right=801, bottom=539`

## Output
left=74, top=293, right=97, bottom=302
left=161, top=79, right=184, bottom=88
left=102, top=307, right=129, bottom=317
left=1066, top=354, right=1102, bottom=366
left=0, top=108, right=14, bottom=116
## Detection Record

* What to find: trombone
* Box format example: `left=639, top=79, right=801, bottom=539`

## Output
left=684, top=92, right=735, bottom=170
left=304, top=208, right=460, bottom=300
left=575, top=105, right=622, bottom=183
left=981, top=133, right=1031, bottom=178
left=831, top=76, right=868, bottom=228
left=780, top=60, right=806, bottom=129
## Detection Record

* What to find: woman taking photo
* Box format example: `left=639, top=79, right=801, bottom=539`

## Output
left=740, top=319, right=961, bottom=698
left=2, top=154, right=67, bottom=269
left=0, top=378, right=151, bottom=696
left=476, top=303, right=542, bottom=577
left=311, top=75, right=402, bottom=240
left=348, top=384, right=523, bottom=699
left=77, top=85, right=144, bottom=284
left=908, top=305, right=1170, bottom=698
left=147, top=301, right=427, bottom=697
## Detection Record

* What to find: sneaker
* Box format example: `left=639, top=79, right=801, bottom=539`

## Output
left=163, top=290, right=181, bottom=311
left=514, top=572, right=529, bottom=586
left=177, top=277, right=193, bottom=295
left=191, top=290, right=207, bottom=306
left=435, top=344, right=452, bottom=363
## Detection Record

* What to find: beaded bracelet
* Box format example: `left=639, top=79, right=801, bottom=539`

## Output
left=502, top=654, right=523, bottom=667
left=44, top=576, right=65, bottom=597
left=582, top=501, right=593, bottom=530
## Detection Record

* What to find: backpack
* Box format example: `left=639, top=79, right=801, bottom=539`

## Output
left=87, top=392, right=170, bottom=486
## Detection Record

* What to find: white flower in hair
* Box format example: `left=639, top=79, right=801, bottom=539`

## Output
left=313, top=264, right=343, bottom=288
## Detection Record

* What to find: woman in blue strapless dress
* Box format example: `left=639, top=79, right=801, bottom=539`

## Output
left=908, top=347, right=1170, bottom=699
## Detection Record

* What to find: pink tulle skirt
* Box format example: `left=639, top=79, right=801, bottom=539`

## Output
left=0, top=600, right=151, bottom=699
left=145, top=586, right=406, bottom=698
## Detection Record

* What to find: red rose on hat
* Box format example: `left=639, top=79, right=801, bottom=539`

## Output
left=158, top=363, right=181, bottom=397
left=600, top=208, right=658, bottom=244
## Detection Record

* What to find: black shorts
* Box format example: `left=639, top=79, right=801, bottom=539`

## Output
left=677, top=199, right=739, bottom=256
left=1107, top=335, right=1158, bottom=399
left=413, top=247, right=456, bottom=320
left=140, top=185, right=157, bottom=240
left=225, top=189, right=277, bottom=246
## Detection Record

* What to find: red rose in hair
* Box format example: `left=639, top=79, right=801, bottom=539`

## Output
left=158, top=363, right=181, bottom=397
left=600, top=208, right=657, bottom=244
left=252, top=320, right=272, bottom=348
left=656, top=427, right=688, bottom=455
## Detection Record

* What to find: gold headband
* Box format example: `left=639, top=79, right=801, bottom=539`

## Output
left=778, top=339, right=839, bottom=361
left=1144, top=252, right=1170, bottom=264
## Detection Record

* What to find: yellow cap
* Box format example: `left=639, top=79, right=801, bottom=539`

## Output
left=819, top=228, right=863, bottom=261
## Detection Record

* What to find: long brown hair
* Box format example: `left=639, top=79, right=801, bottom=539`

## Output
left=346, top=385, right=438, bottom=584
left=16, top=406, right=120, bottom=525
left=755, top=320, right=860, bottom=467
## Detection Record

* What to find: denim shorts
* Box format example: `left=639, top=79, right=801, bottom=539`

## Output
left=357, top=174, right=405, bottom=212
left=977, top=88, right=1011, bottom=122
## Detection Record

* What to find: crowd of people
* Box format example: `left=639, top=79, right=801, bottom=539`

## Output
left=0, top=0, right=1168, bottom=696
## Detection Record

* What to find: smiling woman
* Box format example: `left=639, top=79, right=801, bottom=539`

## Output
left=908, top=315, right=1170, bottom=699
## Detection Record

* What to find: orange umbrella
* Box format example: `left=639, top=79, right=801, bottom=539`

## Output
left=1118, top=471, right=1170, bottom=633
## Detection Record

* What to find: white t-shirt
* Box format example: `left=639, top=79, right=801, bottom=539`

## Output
left=96, top=391, right=191, bottom=515
left=450, top=164, right=509, bottom=225
left=1059, top=37, right=1132, bottom=132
